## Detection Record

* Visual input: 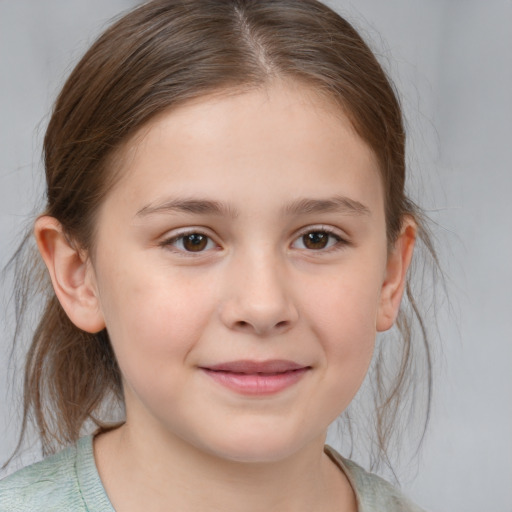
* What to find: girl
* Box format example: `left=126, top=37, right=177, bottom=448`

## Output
left=1, top=0, right=436, bottom=510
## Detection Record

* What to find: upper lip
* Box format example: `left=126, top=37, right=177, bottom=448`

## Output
left=201, top=360, right=309, bottom=374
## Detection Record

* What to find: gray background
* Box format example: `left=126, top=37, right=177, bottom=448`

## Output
left=1, top=1, right=511, bottom=510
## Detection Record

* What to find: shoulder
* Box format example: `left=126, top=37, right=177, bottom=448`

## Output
left=0, top=439, right=88, bottom=512
left=325, top=446, right=427, bottom=512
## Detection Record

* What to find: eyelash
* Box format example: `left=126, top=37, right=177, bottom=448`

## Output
left=159, top=230, right=219, bottom=254
left=159, top=226, right=349, bottom=255
left=292, top=226, right=348, bottom=252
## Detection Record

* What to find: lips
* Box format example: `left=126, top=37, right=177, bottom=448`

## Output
left=204, top=359, right=307, bottom=374
left=199, top=360, right=310, bottom=395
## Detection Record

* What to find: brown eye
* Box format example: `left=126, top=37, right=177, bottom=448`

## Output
left=182, top=233, right=208, bottom=252
left=164, top=232, right=216, bottom=253
left=292, top=229, right=343, bottom=251
left=302, top=232, right=329, bottom=250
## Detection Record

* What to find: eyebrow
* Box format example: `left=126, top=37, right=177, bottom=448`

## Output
left=136, top=198, right=239, bottom=218
left=136, top=195, right=370, bottom=218
left=283, top=195, right=371, bottom=217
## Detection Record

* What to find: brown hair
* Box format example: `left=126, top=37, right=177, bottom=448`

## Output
left=7, top=0, right=438, bottom=471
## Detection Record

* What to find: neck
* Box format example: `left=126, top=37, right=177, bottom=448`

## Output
left=94, top=423, right=355, bottom=512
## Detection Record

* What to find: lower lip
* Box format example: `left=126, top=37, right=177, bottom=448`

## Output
left=201, top=368, right=309, bottom=395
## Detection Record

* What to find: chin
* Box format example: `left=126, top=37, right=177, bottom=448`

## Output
left=195, top=426, right=318, bottom=464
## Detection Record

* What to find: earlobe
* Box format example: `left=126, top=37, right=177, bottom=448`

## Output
left=34, top=216, right=106, bottom=333
left=376, top=218, right=417, bottom=332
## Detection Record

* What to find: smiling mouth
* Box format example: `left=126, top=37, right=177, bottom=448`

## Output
left=199, top=360, right=311, bottom=395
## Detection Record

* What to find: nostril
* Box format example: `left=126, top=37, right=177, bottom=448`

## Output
left=233, top=319, right=289, bottom=333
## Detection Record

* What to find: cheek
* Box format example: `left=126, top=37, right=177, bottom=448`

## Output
left=302, top=258, right=384, bottom=343
left=95, top=261, right=218, bottom=381
left=296, top=256, right=385, bottom=406
left=309, top=284, right=378, bottom=375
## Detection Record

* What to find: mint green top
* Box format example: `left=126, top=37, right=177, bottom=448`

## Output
left=0, top=436, right=426, bottom=511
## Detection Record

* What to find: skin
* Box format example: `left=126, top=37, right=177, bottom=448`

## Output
left=35, top=81, right=416, bottom=512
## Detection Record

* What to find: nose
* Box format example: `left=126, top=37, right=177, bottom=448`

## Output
left=219, top=249, right=299, bottom=337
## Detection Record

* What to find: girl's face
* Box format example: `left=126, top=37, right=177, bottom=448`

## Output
left=86, top=81, right=409, bottom=462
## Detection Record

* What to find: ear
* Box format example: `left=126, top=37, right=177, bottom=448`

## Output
left=376, top=217, right=417, bottom=332
left=34, top=216, right=106, bottom=333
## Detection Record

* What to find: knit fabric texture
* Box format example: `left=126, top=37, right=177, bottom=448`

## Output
left=0, top=436, right=426, bottom=511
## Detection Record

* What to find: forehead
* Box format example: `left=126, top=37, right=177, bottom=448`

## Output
left=102, top=81, right=383, bottom=216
